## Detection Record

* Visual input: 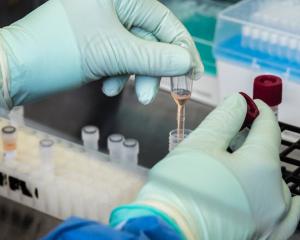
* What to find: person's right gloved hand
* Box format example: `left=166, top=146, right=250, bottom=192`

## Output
left=110, top=93, right=300, bottom=240
left=0, top=0, right=203, bottom=109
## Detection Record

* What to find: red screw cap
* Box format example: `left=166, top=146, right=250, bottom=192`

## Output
left=253, top=75, right=282, bottom=107
left=239, top=92, right=260, bottom=129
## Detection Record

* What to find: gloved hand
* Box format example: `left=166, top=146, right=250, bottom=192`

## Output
left=42, top=216, right=181, bottom=240
left=0, top=0, right=203, bottom=108
left=110, top=93, right=300, bottom=240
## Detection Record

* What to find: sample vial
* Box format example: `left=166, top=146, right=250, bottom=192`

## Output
left=2, top=126, right=17, bottom=161
left=9, top=106, right=24, bottom=128
left=253, top=75, right=283, bottom=118
left=39, top=139, right=54, bottom=172
left=107, top=134, right=124, bottom=163
left=169, top=129, right=192, bottom=152
left=81, top=126, right=100, bottom=151
left=122, top=139, right=139, bottom=166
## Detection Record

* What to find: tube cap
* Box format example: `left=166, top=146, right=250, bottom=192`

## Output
left=253, top=75, right=282, bottom=107
left=239, top=92, right=260, bottom=129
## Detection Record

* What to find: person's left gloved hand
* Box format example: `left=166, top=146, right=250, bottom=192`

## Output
left=0, top=0, right=203, bottom=108
left=42, top=216, right=182, bottom=240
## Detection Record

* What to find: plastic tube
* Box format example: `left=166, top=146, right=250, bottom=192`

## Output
left=81, top=126, right=100, bottom=151
left=107, top=134, right=124, bottom=163
left=39, top=139, right=54, bottom=172
left=169, top=129, right=192, bottom=152
left=2, top=126, right=17, bottom=161
left=122, top=139, right=139, bottom=166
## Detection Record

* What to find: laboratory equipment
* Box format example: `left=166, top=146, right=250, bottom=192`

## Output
left=253, top=75, right=282, bottom=118
left=121, top=139, right=139, bottom=166
left=169, top=129, right=192, bottom=152
left=9, top=106, right=24, bottom=128
left=0, top=117, right=147, bottom=223
left=39, top=139, right=54, bottom=172
left=214, top=0, right=300, bottom=127
left=107, top=134, right=125, bottom=163
left=2, top=125, right=17, bottom=161
left=170, top=75, right=193, bottom=142
left=81, top=126, right=99, bottom=151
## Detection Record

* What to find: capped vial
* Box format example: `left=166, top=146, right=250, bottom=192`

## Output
left=9, top=106, right=24, bottom=128
left=253, top=75, right=283, bottom=118
left=2, top=126, right=17, bottom=161
left=122, top=139, right=139, bottom=166
left=107, top=134, right=124, bottom=163
left=39, top=139, right=54, bottom=172
left=81, top=126, right=100, bottom=151
left=169, top=129, right=192, bottom=152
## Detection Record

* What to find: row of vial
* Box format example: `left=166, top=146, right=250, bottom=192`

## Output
left=2, top=125, right=140, bottom=167
left=242, top=25, right=300, bottom=63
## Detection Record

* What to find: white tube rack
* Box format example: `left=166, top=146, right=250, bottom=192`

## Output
left=0, top=117, right=147, bottom=223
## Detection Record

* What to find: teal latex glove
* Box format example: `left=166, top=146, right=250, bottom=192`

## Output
left=110, top=94, right=300, bottom=240
left=0, top=0, right=203, bottom=108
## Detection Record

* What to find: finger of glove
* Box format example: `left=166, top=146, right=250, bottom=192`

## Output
left=102, top=76, right=129, bottom=96
left=115, top=0, right=204, bottom=79
left=237, top=99, right=281, bottom=159
left=130, top=27, right=160, bottom=105
left=135, top=75, right=160, bottom=105
left=122, top=35, right=192, bottom=77
left=268, top=196, right=300, bottom=240
left=179, top=93, right=247, bottom=152
left=102, top=27, right=157, bottom=99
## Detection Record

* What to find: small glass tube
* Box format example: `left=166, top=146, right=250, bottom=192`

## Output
left=169, top=129, right=192, bottom=152
left=81, top=126, right=100, bottom=151
left=170, top=75, right=193, bottom=142
left=39, top=139, right=54, bottom=172
left=122, top=139, right=139, bottom=166
left=2, top=126, right=17, bottom=161
left=107, top=134, right=124, bottom=163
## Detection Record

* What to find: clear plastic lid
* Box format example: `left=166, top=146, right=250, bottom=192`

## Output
left=214, top=0, right=300, bottom=81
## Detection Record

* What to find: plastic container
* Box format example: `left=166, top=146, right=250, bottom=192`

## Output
left=169, top=129, right=192, bottom=152
left=122, top=139, right=139, bottom=166
left=81, top=126, right=100, bottom=151
left=107, top=134, right=124, bottom=163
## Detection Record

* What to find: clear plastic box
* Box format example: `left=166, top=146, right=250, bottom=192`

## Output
left=214, top=0, right=300, bottom=80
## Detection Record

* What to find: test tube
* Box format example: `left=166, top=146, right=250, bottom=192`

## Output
left=8, top=106, right=24, bottom=128
left=122, top=139, right=139, bottom=166
left=253, top=75, right=283, bottom=118
left=39, top=139, right=54, bottom=172
left=2, top=126, right=17, bottom=161
left=169, top=129, right=192, bottom=152
left=107, top=134, right=124, bottom=163
left=81, top=126, right=100, bottom=151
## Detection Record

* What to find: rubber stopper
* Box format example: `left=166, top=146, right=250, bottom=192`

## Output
left=253, top=75, right=282, bottom=107
left=239, top=92, right=260, bottom=129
